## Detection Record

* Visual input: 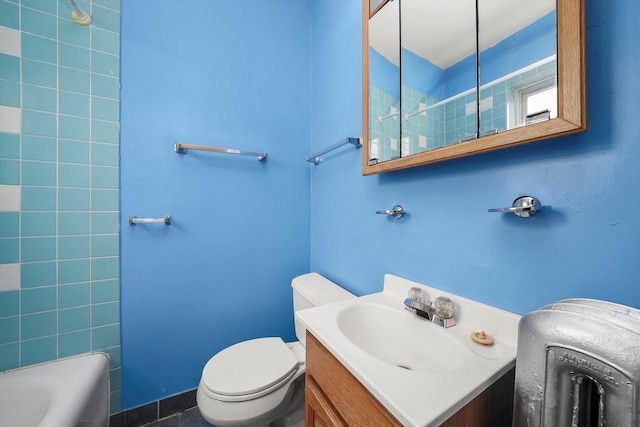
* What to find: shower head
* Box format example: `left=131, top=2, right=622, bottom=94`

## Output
left=68, top=0, right=92, bottom=25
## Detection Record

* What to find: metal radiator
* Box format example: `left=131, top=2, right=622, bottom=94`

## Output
left=514, top=299, right=640, bottom=426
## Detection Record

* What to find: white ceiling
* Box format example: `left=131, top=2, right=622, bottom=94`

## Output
left=370, top=0, right=556, bottom=69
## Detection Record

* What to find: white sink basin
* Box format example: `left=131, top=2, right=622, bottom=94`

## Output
left=337, top=302, right=467, bottom=373
left=296, top=273, right=520, bottom=427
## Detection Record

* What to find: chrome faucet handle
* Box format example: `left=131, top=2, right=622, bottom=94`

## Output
left=408, top=287, right=431, bottom=305
left=432, top=296, right=456, bottom=328
left=434, top=296, right=454, bottom=319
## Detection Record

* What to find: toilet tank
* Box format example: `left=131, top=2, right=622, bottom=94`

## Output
left=291, top=273, right=355, bottom=346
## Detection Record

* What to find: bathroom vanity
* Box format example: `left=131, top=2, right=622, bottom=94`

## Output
left=297, top=274, right=521, bottom=426
left=306, top=332, right=514, bottom=426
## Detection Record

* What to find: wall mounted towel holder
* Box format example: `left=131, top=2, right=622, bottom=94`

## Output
left=174, top=143, right=267, bottom=161
left=306, top=137, right=362, bottom=164
left=129, top=216, right=171, bottom=226
left=488, top=196, right=551, bottom=218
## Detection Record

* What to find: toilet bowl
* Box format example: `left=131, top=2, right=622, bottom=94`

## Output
left=196, top=273, right=355, bottom=427
left=197, top=338, right=305, bottom=427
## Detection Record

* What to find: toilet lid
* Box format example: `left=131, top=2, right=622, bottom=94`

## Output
left=202, top=337, right=299, bottom=398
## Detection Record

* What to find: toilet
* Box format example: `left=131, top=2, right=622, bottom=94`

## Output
left=196, top=273, right=355, bottom=427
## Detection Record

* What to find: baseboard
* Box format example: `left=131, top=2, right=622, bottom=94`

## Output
left=109, top=389, right=198, bottom=427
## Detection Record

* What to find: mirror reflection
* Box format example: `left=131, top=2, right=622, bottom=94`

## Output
left=400, top=0, right=477, bottom=158
left=478, top=0, right=557, bottom=134
left=368, top=0, right=400, bottom=164
left=368, top=0, right=562, bottom=165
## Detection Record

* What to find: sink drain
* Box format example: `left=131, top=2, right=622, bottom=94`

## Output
left=396, top=364, right=413, bottom=371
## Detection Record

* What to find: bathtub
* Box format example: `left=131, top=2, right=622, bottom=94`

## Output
left=0, top=352, right=110, bottom=427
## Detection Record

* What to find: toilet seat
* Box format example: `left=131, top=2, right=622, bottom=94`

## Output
left=201, top=337, right=300, bottom=403
left=196, top=274, right=356, bottom=427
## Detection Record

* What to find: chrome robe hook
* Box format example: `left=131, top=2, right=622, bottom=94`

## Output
left=488, top=196, right=551, bottom=218
left=376, top=205, right=404, bottom=219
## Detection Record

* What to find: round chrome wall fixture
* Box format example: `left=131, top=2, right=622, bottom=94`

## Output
left=376, top=204, right=404, bottom=219
left=488, top=196, right=551, bottom=218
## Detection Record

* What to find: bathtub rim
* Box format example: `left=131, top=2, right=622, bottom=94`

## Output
left=0, top=350, right=110, bottom=376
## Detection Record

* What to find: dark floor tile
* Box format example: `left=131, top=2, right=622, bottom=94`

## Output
left=179, top=407, right=213, bottom=427
left=110, top=402, right=158, bottom=427
left=143, top=415, right=180, bottom=427
left=159, top=389, right=198, bottom=419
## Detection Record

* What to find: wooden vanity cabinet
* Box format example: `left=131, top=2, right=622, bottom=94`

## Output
left=305, top=331, right=515, bottom=427
left=305, top=332, right=401, bottom=427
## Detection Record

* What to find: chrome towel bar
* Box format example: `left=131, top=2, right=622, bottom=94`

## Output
left=129, top=216, right=171, bottom=226
left=174, top=143, right=267, bottom=161
left=306, top=137, right=362, bottom=164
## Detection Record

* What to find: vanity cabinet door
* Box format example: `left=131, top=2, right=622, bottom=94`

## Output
left=305, top=332, right=402, bottom=427
left=440, top=368, right=515, bottom=427
left=305, top=377, right=346, bottom=427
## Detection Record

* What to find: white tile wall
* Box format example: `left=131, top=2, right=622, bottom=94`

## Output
left=480, top=96, right=494, bottom=112
left=419, top=135, right=427, bottom=148
left=370, top=138, right=379, bottom=158
left=466, top=101, right=477, bottom=115
left=0, top=184, right=21, bottom=211
left=465, top=97, right=495, bottom=115
left=0, top=263, right=20, bottom=292
left=0, top=106, right=22, bottom=134
left=0, top=26, right=20, bottom=57
left=401, top=137, right=411, bottom=156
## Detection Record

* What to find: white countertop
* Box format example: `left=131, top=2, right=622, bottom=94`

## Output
left=296, top=274, right=520, bottom=427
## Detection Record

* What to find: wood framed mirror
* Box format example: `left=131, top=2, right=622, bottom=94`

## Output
left=362, top=0, right=586, bottom=175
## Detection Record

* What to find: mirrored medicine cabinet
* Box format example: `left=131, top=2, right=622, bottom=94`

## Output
left=362, top=0, right=586, bottom=175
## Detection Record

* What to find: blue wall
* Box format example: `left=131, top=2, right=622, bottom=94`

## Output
left=401, top=48, right=444, bottom=100
left=310, top=0, right=640, bottom=313
left=118, top=0, right=640, bottom=412
left=445, top=12, right=557, bottom=98
left=369, top=48, right=400, bottom=98
left=479, top=12, right=556, bottom=86
left=120, top=0, right=311, bottom=410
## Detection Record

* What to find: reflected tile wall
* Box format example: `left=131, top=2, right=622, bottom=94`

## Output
left=409, top=59, right=558, bottom=148
left=0, top=0, right=121, bottom=414
left=370, top=85, right=400, bottom=162
left=401, top=85, right=444, bottom=154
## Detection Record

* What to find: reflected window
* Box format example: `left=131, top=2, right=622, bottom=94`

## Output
left=519, top=79, right=557, bottom=125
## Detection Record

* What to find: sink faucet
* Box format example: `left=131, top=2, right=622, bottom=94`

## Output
left=404, top=288, right=456, bottom=328
left=404, top=297, right=435, bottom=319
